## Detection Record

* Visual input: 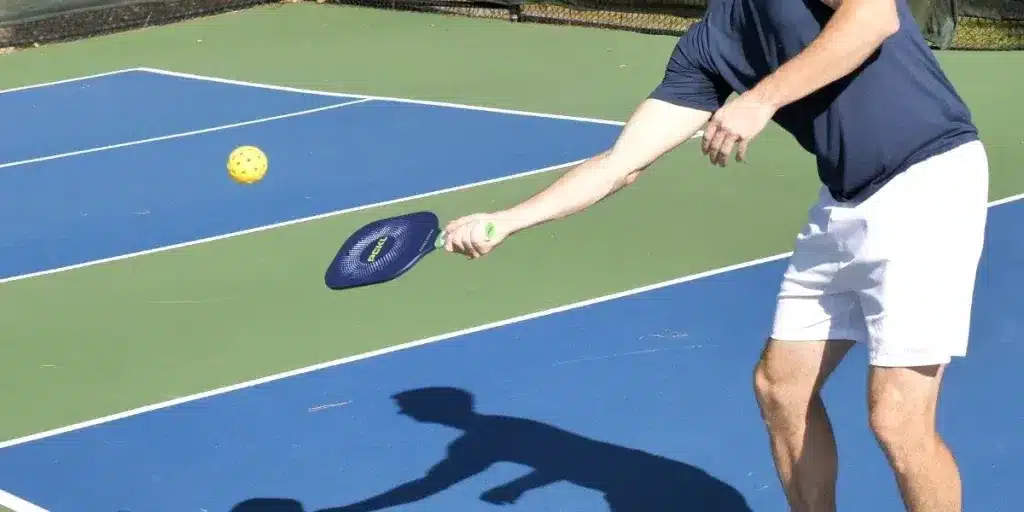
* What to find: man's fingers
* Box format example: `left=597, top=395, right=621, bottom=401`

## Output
left=701, top=122, right=719, bottom=154
left=716, top=133, right=739, bottom=167
left=475, top=236, right=492, bottom=257
left=444, top=215, right=484, bottom=253
left=445, top=220, right=495, bottom=259
left=707, top=128, right=730, bottom=166
left=736, top=139, right=750, bottom=162
left=443, top=215, right=505, bottom=259
left=470, top=223, right=495, bottom=258
left=449, top=232, right=466, bottom=255
left=443, top=227, right=458, bottom=252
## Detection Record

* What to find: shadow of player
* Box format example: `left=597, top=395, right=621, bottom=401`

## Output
left=231, top=498, right=304, bottom=512
left=279, top=386, right=749, bottom=512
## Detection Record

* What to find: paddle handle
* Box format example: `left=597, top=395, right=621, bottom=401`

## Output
left=434, top=222, right=497, bottom=250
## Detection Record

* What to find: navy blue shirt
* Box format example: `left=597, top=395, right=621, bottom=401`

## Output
left=649, top=0, right=978, bottom=201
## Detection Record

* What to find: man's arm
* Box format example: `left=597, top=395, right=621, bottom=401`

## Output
left=441, top=26, right=725, bottom=258
left=701, top=0, right=901, bottom=165
left=494, top=99, right=711, bottom=234
left=748, top=0, right=900, bottom=110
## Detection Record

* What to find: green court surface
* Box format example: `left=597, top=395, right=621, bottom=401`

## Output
left=0, top=4, right=1022, bottom=508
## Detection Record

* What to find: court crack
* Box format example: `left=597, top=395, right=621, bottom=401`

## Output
left=308, top=401, right=352, bottom=412
left=551, top=346, right=704, bottom=367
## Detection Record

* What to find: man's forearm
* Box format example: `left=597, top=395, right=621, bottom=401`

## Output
left=497, top=152, right=637, bottom=233
left=488, top=98, right=711, bottom=234
left=749, top=0, right=900, bottom=110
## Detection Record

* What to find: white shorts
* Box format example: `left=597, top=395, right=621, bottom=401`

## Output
left=770, top=140, right=989, bottom=367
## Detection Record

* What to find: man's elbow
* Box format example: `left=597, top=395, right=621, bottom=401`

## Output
left=855, top=11, right=900, bottom=46
left=879, top=11, right=900, bottom=38
left=863, top=1, right=901, bottom=39
left=623, top=169, right=644, bottom=186
left=596, top=148, right=649, bottom=180
left=602, top=153, right=648, bottom=190
left=839, top=0, right=900, bottom=39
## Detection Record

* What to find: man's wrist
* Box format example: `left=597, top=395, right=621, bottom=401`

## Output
left=493, top=208, right=532, bottom=234
left=745, top=82, right=785, bottom=113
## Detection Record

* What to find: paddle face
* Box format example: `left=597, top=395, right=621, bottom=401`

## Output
left=324, top=211, right=443, bottom=290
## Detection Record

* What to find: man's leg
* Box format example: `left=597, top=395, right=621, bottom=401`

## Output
left=754, top=337, right=854, bottom=512
left=867, top=364, right=959, bottom=511
left=755, top=184, right=866, bottom=512
left=850, top=140, right=989, bottom=511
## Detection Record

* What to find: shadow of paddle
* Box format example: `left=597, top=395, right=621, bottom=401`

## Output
left=233, top=386, right=752, bottom=511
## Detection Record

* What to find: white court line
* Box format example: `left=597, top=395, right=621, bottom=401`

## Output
left=0, top=66, right=634, bottom=282
left=0, top=252, right=793, bottom=453
left=989, top=192, right=1024, bottom=208
left=0, top=69, right=135, bottom=96
left=2, top=189, right=1022, bottom=453
left=0, top=489, right=46, bottom=512
left=0, top=67, right=632, bottom=128
left=0, top=98, right=372, bottom=170
left=136, top=69, right=706, bottom=138
left=0, top=158, right=582, bottom=285
left=0, top=129, right=705, bottom=285
left=136, top=67, right=631, bottom=127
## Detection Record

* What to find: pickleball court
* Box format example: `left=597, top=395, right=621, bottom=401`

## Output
left=0, top=5, right=1021, bottom=512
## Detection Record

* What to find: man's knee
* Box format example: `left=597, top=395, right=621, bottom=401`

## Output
left=752, top=357, right=783, bottom=411
left=868, top=364, right=944, bottom=451
left=753, top=339, right=851, bottom=415
left=754, top=347, right=799, bottom=409
left=752, top=353, right=803, bottom=409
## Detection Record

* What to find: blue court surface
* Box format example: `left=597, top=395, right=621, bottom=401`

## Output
left=0, top=68, right=1021, bottom=512
left=0, top=68, right=619, bottom=281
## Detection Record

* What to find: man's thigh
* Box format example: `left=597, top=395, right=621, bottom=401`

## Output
left=764, top=187, right=865, bottom=384
left=771, top=180, right=869, bottom=341
left=850, top=141, right=990, bottom=368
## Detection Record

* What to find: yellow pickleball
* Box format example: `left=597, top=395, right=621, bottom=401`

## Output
left=227, top=145, right=268, bottom=184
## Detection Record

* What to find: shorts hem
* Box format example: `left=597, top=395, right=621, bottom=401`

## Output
left=868, top=353, right=959, bottom=368
left=769, top=330, right=866, bottom=344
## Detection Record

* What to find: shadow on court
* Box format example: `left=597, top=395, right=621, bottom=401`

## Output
left=231, top=386, right=751, bottom=512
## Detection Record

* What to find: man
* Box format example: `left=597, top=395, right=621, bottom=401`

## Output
left=442, top=0, right=988, bottom=510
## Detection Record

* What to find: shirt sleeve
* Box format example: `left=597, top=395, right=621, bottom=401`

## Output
left=648, top=21, right=732, bottom=113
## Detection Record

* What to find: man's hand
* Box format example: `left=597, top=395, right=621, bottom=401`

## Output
left=442, top=212, right=511, bottom=259
left=701, top=92, right=777, bottom=167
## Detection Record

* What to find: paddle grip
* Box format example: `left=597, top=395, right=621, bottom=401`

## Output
left=434, top=222, right=497, bottom=250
